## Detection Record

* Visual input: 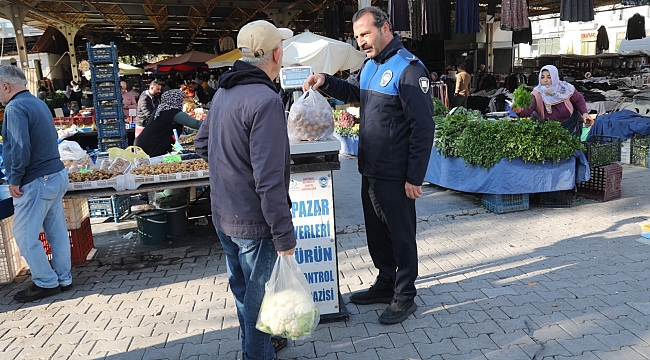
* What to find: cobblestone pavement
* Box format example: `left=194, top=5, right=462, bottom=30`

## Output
left=1, top=156, right=650, bottom=360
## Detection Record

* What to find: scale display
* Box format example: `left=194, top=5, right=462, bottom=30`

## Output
left=280, top=66, right=313, bottom=89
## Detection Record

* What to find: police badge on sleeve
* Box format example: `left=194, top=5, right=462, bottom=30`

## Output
left=419, top=77, right=430, bottom=93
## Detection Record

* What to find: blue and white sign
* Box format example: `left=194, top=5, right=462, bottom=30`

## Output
left=289, top=171, right=339, bottom=315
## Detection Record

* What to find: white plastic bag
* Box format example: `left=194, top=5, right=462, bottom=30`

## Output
left=58, top=140, right=93, bottom=172
left=256, top=255, right=320, bottom=340
left=58, top=140, right=88, bottom=161
left=287, top=89, right=334, bottom=141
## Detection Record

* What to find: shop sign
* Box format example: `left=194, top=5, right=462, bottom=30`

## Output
left=289, top=171, right=339, bottom=315
left=581, top=32, right=597, bottom=41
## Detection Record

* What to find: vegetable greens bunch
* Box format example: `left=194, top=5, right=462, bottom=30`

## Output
left=435, top=112, right=584, bottom=169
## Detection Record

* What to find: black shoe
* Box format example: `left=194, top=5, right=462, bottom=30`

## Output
left=271, top=336, right=287, bottom=352
left=349, top=285, right=394, bottom=305
left=60, top=283, right=73, bottom=292
left=378, top=299, right=417, bottom=324
left=14, top=282, right=61, bottom=302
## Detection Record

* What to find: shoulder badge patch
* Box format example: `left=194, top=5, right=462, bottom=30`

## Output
left=419, top=77, right=430, bottom=93
left=380, top=70, right=393, bottom=87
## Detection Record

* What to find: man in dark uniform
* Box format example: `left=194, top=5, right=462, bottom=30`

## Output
left=303, top=6, right=434, bottom=324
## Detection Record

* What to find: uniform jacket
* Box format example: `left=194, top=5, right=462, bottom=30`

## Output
left=321, top=37, right=435, bottom=185
left=194, top=60, right=295, bottom=252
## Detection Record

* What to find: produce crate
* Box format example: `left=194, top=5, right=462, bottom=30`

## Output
left=39, top=216, right=93, bottom=266
left=98, top=137, right=127, bottom=152
left=631, top=134, right=650, bottom=167
left=0, top=216, right=24, bottom=284
left=95, top=101, right=121, bottom=119
left=97, top=121, right=125, bottom=138
left=93, top=83, right=119, bottom=100
left=621, top=139, right=631, bottom=164
left=63, top=198, right=90, bottom=230
left=539, top=189, right=573, bottom=208
left=88, top=45, right=117, bottom=64
left=577, top=163, right=622, bottom=202
left=88, top=195, right=131, bottom=223
left=90, top=65, right=117, bottom=81
left=481, top=193, right=529, bottom=214
left=582, top=135, right=621, bottom=167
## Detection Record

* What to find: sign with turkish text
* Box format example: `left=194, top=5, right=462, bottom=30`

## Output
left=289, top=171, right=339, bottom=315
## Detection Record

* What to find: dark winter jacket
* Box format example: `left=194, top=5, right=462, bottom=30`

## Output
left=195, top=60, right=295, bottom=252
left=136, top=91, right=160, bottom=127
left=320, top=37, right=435, bottom=185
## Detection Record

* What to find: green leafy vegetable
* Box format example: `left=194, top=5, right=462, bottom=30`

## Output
left=512, top=84, right=532, bottom=110
left=435, top=112, right=585, bottom=169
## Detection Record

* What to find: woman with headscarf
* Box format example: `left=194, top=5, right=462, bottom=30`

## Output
left=134, top=89, right=202, bottom=157
left=512, top=65, right=594, bottom=137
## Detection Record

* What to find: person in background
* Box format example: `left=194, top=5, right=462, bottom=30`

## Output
left=473, top=63, right=486, bottom=92
left=120, top=80, right=137, bottom=119
left=134, top=89, right=201, bottom=157
left=0, top=65, right=72, bottom=302
left=130, top=82, right=141, bottom=102
left=207, top=74, right=218, bottom=90
left=302, top=6, right=434, bottom=325
left=454, top=64, right=471, bottom=108
left=512, top=65, right=594, bottom=137
left=135, top=80, right=161, bottom=137
left=195, top=20, right=295, bottom=359
left=159, top=78, right=171, bottom=94
left=36, top=86, right=47, bottom=103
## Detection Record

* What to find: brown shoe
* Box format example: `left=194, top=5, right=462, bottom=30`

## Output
left=14, top=282, right=61, bottom=302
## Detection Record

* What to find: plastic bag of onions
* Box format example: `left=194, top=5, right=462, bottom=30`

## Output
left=287, top=89, right=335, bottom=141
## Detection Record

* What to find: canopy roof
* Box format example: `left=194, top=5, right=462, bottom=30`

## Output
left=145, top=50, right=215, bottom=74
left=207, top=49, right=242, bottom=69
left=0, top=0, right=628, bottom=56
left=282, top=31, right=365, bottom=74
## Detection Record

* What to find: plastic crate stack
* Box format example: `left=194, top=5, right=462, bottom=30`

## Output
left=575, top=135, right=624, bottom=202
left=481, top=193, right=530, bottom=214
left=87, top=42, right=127, bottom=152
left=539, top=135, right=622, bottom=207
left=39, top=198, right=94, bottom=266
left=630, top=134, right=650, bottom=168
left=88, top=195, right=131, bottom=223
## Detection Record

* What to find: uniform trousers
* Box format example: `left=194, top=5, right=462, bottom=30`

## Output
left=361, top=176, right=418, bottom=301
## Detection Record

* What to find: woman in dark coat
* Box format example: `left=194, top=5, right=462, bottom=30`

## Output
left=134, top=89, right=202, bottom=157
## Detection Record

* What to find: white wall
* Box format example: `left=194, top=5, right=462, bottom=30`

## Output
left=518, top=5, right=650, bottom=59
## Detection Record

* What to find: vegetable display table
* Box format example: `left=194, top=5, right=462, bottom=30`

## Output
left=424, top=149, right=590, bottom=194
left=333, top=133, right=358, bottom=156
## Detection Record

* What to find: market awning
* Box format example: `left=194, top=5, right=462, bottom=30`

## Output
left=282, top=31, right=365, bottom=75
left=119, top=63, right=144, bottom=76
left=206, top=49, right=242, bottom=69
left=145, top=51, right=216, bottom=74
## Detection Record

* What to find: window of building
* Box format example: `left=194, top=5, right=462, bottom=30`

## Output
left=615, top=32, right=626, bottom=52
left=581, top=41, right=596, bottom=55
left=531, top=38, right=561, bottom=57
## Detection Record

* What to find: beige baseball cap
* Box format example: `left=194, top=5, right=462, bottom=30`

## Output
left=237, top=20, right=293, bottom=57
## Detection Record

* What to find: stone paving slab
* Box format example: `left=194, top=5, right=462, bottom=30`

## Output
left=0, top=160, right=649, bottom=359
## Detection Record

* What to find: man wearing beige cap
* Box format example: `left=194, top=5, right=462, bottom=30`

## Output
left=195, top=20, right=295, bottom=360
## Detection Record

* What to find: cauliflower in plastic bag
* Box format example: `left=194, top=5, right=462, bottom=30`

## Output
left=256, top=256, right=320, bottom=340
left=287, top=89, right=335, bottom=142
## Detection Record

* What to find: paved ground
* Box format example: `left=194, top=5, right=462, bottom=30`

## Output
left=1, top=155, right=650, bottom=360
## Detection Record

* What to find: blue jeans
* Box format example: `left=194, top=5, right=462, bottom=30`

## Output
left=216, top=228, right=277, bottom=360
left=13, top=168, right=71, bottom=289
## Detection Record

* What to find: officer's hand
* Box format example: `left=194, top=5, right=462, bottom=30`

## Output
left=277, top=247, right=295, bottom=256
left=302, top=74, right=325, bottom=92
left=405, top=182, right=423, bottom=200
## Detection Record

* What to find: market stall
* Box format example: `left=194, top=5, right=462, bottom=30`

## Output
left=61, top=139, right=348, bottom=321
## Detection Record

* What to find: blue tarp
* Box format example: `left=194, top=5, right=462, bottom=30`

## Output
left=424, top=150, right=590, bottom=194
left=588, top=109, right=650, bottom=141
